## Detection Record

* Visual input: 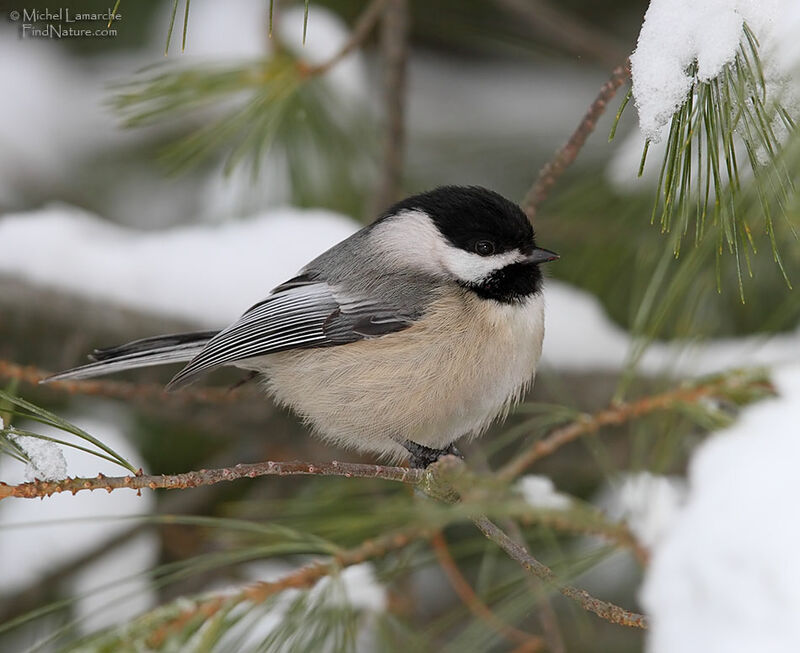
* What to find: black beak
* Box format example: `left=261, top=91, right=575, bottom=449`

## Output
left=525, top=247, right=559, bottom=264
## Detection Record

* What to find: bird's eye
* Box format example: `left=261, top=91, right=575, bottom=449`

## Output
left=474, top=240, right=495, bottom=256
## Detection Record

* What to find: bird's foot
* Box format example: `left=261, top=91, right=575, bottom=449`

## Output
left=402, top=440, right=464, bottom=469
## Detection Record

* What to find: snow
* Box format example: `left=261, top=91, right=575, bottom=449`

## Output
left=542, top=279, right=800, bottom=375
left=278, top=5, right=369, bottom=103
left=641, top=364, right=800, bottom=653
left=0, top=204, right=358, bottom=327
left=631, top=0, right=800, bottom=142
left=597, top=472, right=686, bottom=549
left=314, top=562, right=387, bottom=612
left=173, top=0, right=269, bottom=59
left=0, top=409, right=157, bottom=632
left=0, top=28, right=124, bottom=207
left=2, top=415, right=67, bottom=481
left=516, top=474, right=572, bottom=510
left=9, top=433, right=68, bottom=482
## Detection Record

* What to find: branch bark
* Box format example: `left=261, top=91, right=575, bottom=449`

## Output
left=473, top=516, right=648, bottom=629
left=0, top=460, right=422, bottom=500
left=522, top=60, right=631, bottom=223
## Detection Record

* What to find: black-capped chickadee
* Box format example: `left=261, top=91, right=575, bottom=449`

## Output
left=48, top=186, right=558, bottom=467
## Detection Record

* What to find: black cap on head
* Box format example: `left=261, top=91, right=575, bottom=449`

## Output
left=380, top=186, right=535, bottom=254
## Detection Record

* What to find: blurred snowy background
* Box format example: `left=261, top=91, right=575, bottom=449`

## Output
left=1, top=1, right=799, bottom=651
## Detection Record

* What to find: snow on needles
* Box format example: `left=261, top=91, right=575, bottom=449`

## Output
left=642, top=364, right=800, bottom=653
left=1, top=416, right=67, bottom=481
left=11, top=434, right=67, bottom=482
left=631, top=0, right=800, bottom=141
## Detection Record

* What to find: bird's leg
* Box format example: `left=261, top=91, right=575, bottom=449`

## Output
left=402, top=440, right=464, bottom=469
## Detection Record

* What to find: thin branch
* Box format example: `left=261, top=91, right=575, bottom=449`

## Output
left=431, top=531, right=545, bottom=651
left=0, top=447, right=234, bottom=624
left=0, top=359, right=247, bottom=405
left=371, top=0, right=409, bottom=214
left=498, top=374, right=773, bottom=481
left=0, top=460, right=422, bottom=501
left=148, top=525, right=431, bottom=647
left=472, top=516, right=648, bottom=629
left=522, top=59, right=631, bottom=222
left=422, top=457, right=648, bottom=631
left=1, top=454, right=650, bottom=632
left=303, top=0, right=386, bottom=77
left=500, top=518, right=566, bottom=653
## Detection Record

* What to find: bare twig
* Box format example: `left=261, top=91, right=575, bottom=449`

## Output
left=472, top=516, right=648, bottom=629
left=0, top=359, right=248, bottom=405
left=522, top=60, right=631, bottom=222
left=432, top=531, right=545, bottom=651
left=0, top=460, right=422, bottom=501
left=371, top=0, right=409, bottom=214
left=498, top=374, right=773, bottom=481
left=303, top=0, right=386, bottom=77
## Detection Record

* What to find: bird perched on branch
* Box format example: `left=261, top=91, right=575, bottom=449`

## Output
left=48, top=186, right=558, bottom=467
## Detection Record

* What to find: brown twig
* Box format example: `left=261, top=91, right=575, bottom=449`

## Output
left=472, top=516, right=648, bottom=629
left=498, top=375, right=772, bottom=481
left=432, top=531, right=544, bottom=651
left=0, top=460, right=422, bottom=501
left=371, top=0, right=409, bottom=214
left=0, top=359, right=247, bottom=405
left=422, top=458, right=648, bottom=631
left=1, top=455, right=650, bottom=632
left=521, top=59, right=631, bottom=223
left=303, top=0, right=386, bottom=77
left=148, top=526, right=431, bottom=647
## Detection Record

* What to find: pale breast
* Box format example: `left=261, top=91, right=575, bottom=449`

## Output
left=255, top=290, right=545, bottom=461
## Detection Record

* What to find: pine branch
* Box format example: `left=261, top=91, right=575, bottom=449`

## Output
left=473, top=516, right=648, bottom=629
left=147, top=525, right=431, bottom=647
left=498, top=370, right=773, bottom=481
left=522, top=60, right=631, bottom=222
left=0, top=454, right=649, bottom=632
left=0, top=459, right=422, bottom=500
left=431, top=531, right=545, bottom=650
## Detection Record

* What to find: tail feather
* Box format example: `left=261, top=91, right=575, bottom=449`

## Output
left=44, top=331, right=218, bottom=383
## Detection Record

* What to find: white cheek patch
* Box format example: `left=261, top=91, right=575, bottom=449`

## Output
left=440, top=246, right=522, bottom=284
left=370, top=209, right=526, bottom=283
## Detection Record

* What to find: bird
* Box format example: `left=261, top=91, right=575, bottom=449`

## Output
left=47, top=186, right=558, bottom=468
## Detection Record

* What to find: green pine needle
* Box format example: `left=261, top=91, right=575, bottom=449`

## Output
left=0, top=389, right=138, bottom=474
left=621, top=25, right=798, bottom=299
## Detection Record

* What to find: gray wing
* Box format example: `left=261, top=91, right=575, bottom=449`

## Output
left=167, top=275, right=419, bottom=388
